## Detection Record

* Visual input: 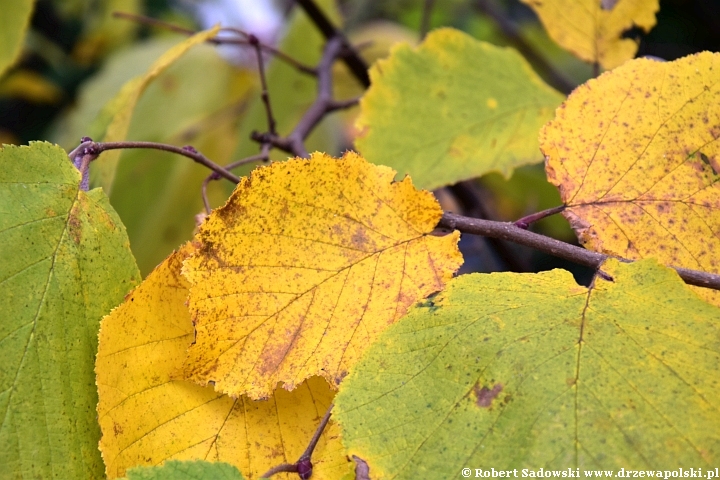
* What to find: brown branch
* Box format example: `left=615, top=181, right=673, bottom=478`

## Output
left=261, top=404, right=334, bottom=479
left=294, top=0, right=370, bottom=87
left=448, top=181, right=530, bottom=272
left=68, top=139, right=240, bottom=185
left=514, top=204, right=566, bottom=229
left=438, top=212, right=720, bottom=291
left=251, top=36, right=358, bottom=158
left=245, top=33, right=278, bottom=135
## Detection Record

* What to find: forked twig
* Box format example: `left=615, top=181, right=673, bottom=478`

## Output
left=261, top=404, right=334, bottom=479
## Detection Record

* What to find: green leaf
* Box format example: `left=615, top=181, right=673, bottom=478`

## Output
left=230, top=0, right=342, bottom=170
left=0, top=142, right=141, bottom=478
left=335, top=259, right=720, bottom=476
left=354, top=28, right=564, bottom=190
left=90, top=27, right=220, bottom=195
left=104, top=44, right=253, bottom=276
left=0, top=0, right=34, bottom=77
left=51, top=37, right=189, bottom=150
left=123, top=460, right=245, bottom=480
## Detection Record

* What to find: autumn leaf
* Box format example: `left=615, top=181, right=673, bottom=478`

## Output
left=96, top=245, right=352, bottom=479
left=0, top=142, right=140, bottom=478
left=354, top=28, right=564, bottom=191
left=521, top=0, right=659, bottom=70
left=181, top=152, right=462, bottom=399
left=542, top=52, right=720, bottom=305
left=335, top=259, right=720, bottom=477
left=122, top=460, right=245, bottom=480
left=90, top=27, right=220, bottom=194
left=0, top=0, right=34, bottom=77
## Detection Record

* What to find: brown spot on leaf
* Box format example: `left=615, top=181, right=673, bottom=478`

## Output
left=474, top=383, right=503, bottom=408
left=67, top=210, right=82, bottom=244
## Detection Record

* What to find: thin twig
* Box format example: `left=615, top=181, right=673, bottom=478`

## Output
left=420, top=0, right=436, bottom=40
left=68, top=139, right=240, bottom=184
left=201, top=147, right=270, bottom=214
left=294, top=0, right=370, bottom=87
left=248, top=33, right=278, bottom=135
left=438, top=212, right=720, bottom=291
left=112, top=11, right=316, bottom=75
left=252, top=36, right=355, bottom=158
left=514, top=204, right=566, bottom=229
left=261, top=463, right=298, bottom=478
left=261, top=404, right=334, bottom=479
left=300, top=404, right=334, bottom=460
left=449, top=181, right=529, bottom=272
left=475, top=0, right=576, bottom=94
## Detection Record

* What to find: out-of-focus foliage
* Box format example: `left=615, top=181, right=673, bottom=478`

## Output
left=0, top=0, right=35, bottom=77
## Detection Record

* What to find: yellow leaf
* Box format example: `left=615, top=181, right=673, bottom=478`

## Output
left=96, top=244, right=352, bottom=479
left=91, top=27, right=220, bottom=195
left=542, top=52, right=720, bottom=305
left=181, top=152, right=463, bottom=399
left=521, top=0, right=659, bottom=70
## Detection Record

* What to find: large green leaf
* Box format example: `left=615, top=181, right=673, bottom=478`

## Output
left=123, top=460, right=244, bottom=480
left=0, top=0, right=35, bottom=77
left=335, top=259, right=720, bottom=476
left=354, top=28, right=564, bottom=190
left=0, top=142, right=140, bottom=478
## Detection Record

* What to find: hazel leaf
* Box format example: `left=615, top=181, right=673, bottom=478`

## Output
left=96, top=245, right=352, bottom=479
left=354, top=28, right=564, bottom=191
left=542, top=52, right=720, bottom=306
left=0, top=142, right=140, bottom=478
left=335, top=259, right=720, bottom=477
left=181, top=152, right=463, bottom=399
left=521, top=0, right=659, bottom=70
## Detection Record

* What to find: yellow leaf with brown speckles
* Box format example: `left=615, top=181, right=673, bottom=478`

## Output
left=522, top=0, right=659, bottom=70
left=181, top=152, right=463, bottom=399
left=542, top=52, right=720, bottom=305
left=96, top=244, right=352, bottom=479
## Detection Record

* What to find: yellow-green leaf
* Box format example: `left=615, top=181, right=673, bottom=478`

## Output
left=90, top=27, right=220, bottom=195
left=335, top=259, right=720, bottom=476
left=542, top=52, right=720, bottom=306
left=104, top=43, right=253, bottom=276
left=181, top=152, right=462, bottom=399
left=0, top=0, right=35, bottom=77
left=1, top=142, right=140, bottom=478
left=97, top=245, right=352, bottom=479
left=521, top=0, right=659, bottom=70
left=354, top=28, right=564, bottom=191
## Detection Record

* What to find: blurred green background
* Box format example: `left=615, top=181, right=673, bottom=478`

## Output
left=1, top=0, right=717, bottom=279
